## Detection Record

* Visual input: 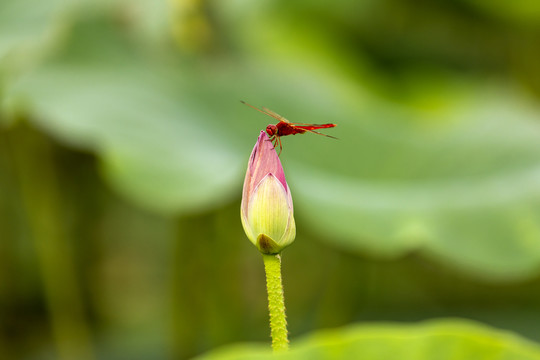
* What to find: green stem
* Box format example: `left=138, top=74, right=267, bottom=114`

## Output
left=262, top=254, right=289, bottom=351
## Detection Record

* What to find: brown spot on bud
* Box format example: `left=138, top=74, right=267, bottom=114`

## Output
left=257, top=234, right=280, bottom=254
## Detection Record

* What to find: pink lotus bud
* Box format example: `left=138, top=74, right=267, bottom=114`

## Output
left=241, top=131, right=296, bottom=254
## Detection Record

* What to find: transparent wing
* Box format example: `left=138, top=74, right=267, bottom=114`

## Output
left=304, top=129, right=339, bottom=139
left=241, top=101, right=285, bottom=122
left=261, top=106, right=291, bottom=123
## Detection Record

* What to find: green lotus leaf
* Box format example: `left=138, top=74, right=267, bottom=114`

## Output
left=194, top=319, right=540, bottom=360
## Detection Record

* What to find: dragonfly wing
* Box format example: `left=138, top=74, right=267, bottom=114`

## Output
left=241, top=101, right=283, bottom=121
left=304, top=128, right=339, bottom=139
left=261, top=107, right=291, bottom=123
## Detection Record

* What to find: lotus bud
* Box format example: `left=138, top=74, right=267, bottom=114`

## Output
left=241, top=131, right=296, bottom=254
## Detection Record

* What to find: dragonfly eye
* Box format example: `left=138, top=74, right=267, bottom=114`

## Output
left=266, top=124, right=277, bottom=136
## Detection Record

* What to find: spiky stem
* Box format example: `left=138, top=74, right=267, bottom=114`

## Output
left=262, top=254, right=289, bottom=351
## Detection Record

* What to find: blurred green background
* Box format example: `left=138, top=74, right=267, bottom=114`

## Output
left=2, top=0, right=540, bottom=359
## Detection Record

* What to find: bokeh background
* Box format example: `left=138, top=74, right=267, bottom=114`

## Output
left=2, top=0, right=540, bottom=359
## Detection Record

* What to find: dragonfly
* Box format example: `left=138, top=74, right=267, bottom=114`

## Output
left=241, top=101, right=337, bottom=155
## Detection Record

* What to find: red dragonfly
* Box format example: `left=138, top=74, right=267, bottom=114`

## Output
left=241, top=101, right=337, bottom=154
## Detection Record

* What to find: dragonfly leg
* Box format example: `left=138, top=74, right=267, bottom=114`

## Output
left=277, top=136, right=283, bottom=156
left=267, top=135, right=282, bottom=156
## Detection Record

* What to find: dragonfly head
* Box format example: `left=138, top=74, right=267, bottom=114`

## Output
left=266, top=124, right=278, bottom=137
